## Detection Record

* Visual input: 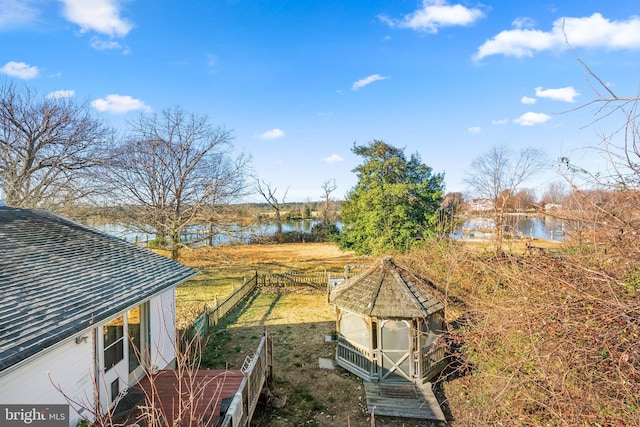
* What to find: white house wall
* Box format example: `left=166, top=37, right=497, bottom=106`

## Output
left=0, top=336, right=95, bottom=427
left=149, top=288, right=177, bottom=370
left=0, top=288, right=178, bottom=427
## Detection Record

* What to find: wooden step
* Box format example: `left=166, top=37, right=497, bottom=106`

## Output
left=363, top=381, right=446, bottom=422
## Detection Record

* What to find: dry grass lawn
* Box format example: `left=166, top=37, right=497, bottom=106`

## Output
left=169, top=243, right=359, bottom=327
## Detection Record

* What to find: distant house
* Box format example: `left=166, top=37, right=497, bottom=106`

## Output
left=544, top=203, right=562, bottom=212
left=0, top=206, right=197, bottom=426
left=468, top=198, right=494, bottom=212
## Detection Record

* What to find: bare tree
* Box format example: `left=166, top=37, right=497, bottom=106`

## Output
left=540, top=181, right=568, bottom=206
left=555, top=51, right=640, bottom=261
left=558, top=34, right=640, bottom=190
left=107, top=107, right=249, bottom=260
left=320, top=179, right=337, bottom=224
left=255, top=180, right=288, bottom=238
left=464, top=145, right=546, bottom=254
left=0, top=82, right=110, bottom=209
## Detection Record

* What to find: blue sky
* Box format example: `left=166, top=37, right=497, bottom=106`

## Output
left=2, top=0, right=640, bottom=202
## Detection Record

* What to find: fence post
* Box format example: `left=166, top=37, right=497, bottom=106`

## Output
left=205, top=305, right=210, bottom=335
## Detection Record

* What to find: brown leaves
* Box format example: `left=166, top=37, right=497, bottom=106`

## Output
left=404, top=240, right=640, bottom=426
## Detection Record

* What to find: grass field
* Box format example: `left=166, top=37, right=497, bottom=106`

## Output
left=166, top=242, right=361, bottom=327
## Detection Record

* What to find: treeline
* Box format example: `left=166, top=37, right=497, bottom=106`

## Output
left=66, top=201, right=344, bottom=225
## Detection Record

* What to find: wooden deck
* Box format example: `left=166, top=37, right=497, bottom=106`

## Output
left=125, top=369, right=245, bottom=426
left=139, top=369, right=244, bottom=425
left=364, top=381, right=446, bottom=423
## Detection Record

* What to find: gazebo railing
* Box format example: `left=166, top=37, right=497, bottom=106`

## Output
left=421, top=343, right=446, bottom=382
left=336, top=336, right=376, bottom=379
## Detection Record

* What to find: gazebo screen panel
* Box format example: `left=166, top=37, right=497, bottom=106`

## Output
left=420, top=312, right=445, bottom=348
left=340, top=311, right=370, bottom=349
left=380, top=319, right=411, bottom=350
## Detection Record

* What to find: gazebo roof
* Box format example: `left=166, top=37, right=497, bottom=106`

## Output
left=329, top=256, right=444, bottom=318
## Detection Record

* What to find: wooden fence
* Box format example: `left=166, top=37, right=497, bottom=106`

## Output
left=259, top=270, right=329, bottom=290
left=179, top=273, right=259, bottom=349
left=180, top=270, right=334, bottom=348
left=220, top=332, right=273, bottom=427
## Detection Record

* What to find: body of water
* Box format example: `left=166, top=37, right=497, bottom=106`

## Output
left=93, top=219, right=328, bottom=245
left=93, top=215, right=566, bottom=246
left=453, top=215, right=566, bottom=241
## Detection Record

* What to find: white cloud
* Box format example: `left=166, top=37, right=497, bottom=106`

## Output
left=352, top=74, right=389, bottom=91
left=324, top=154, right=344, bottom=163
left=513, top=112, right=552, bottom=126
left=535, top=86, right=580, bottom=103
left=468, top=126, right=481, bottom=134
left=91, top=94, right=151, bottom=113
left=0, top=0, right=40, bottom=29
left=257, top=128, right=285, bottom=140
left=380, top=0, right=485, bottom=33
left=61, top=0, right=133, bottom=38
left=90, top=38, right=124, bottom=51
left=475, top=13, right=640, bottom=60
left=491, top=119, right=509, bottom=125
left=521, top=96, right=537, bottom=104
left=512, top=17, right=536, bottom=29
left=0, top=61, right=39, bottom=79
left=47, top=90, right=75, bottom=99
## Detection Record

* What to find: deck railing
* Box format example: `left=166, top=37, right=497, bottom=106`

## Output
left=336, top=336, right=375, bottom=379
left=219, top=332, right=273, bottom=427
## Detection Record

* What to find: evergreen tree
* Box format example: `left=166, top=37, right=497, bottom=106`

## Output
left=338, top=140, right=444, bottom=255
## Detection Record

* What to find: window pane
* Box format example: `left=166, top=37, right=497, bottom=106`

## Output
left=128, top=306, right=141, bottom=373
left=104, top=316, right=124, bottom=348
left=104, top=315, right=124, bottom=371
left=104, top=340, right=124, bottom=371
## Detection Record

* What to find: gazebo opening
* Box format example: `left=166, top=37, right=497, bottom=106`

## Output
left=330, top=256, right=446, bottom=384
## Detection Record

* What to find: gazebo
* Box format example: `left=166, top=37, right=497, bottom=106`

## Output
left=329, top=256, right=446, bottom=384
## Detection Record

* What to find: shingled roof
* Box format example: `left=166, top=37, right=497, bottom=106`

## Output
left=0, top=206, right=198, bottom=373
left=329, top=256, right=444, bottom=318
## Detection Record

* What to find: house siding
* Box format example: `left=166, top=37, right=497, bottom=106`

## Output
left=0, top=287, right=179, bottom=427
left=149, top=288, right=177, bottom=370
left=0, top=336, right=94, bottom=427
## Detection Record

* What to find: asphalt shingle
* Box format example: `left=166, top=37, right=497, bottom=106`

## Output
left=0, top=207, right=198, bottom=373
